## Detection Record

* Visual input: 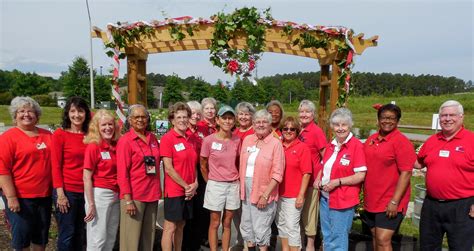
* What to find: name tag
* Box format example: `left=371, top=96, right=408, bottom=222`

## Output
left=174, top=143, right=185, bottom=152
left=247, top=146, right=257, bottom=153
left=211, top=142, right=223, bottom=151
left=101, top=151, right=111, bottom=160
left=36, top=142, right=47, bottom=150
left=439, top=150, right=450, bottom=158
left=340, top=158, right=350, bottom=166
left=198, top=132, right=204, bottom=139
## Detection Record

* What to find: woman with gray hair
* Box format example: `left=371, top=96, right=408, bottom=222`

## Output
left=117, top=104, right=162, bottom=250
left=316, top=108, right=367, bottom=251
left=239, top=109, right=285, bottom=251
left=197, top=97, right=218, bottom=136
left=234, top=101, right=256, bottom=140
left=0, top=96, right=53, bottom=250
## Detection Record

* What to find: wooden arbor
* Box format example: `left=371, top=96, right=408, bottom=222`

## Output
left=92, top=21, right=377, bottom=133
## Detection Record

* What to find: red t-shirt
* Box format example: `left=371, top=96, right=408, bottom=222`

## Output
left=83, top=141, right=118, bottom=192
left=233, top=127, right=254, bottom=141
left=279, top=139, right=312, bottom=198
left=117, top=130, right=161, bottom=202
left=196, top=120, right=217, bottom=137
left=186, top=127, right=204, bottom=154
left=51, top=128, right=87, bottom=193
left=0, top=127, right=52, bottom=198
left=160, top=129, right=199, bottom=197
left=298, top=121, right=327, bottom=182
left=200, top=134, right=241, bottom=182
left=418, top=128, right=474, bottom=200
left=363, top=129, right=416, bottom=214
left=321, top=135, right=366, bottom=209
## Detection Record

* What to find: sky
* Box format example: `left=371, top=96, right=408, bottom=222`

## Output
left=1, top=0, right=473, bottom=84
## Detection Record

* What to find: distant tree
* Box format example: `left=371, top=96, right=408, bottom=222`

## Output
left=11, top=72, right=51, bottom=96
left=61, top=57, right=93, bottom=101
left=94, top=75, right=113, bottom=103
left=189, top=77, right=211, bottom=101
left=163, top=75, right=184, bottom=107
left=211, top=80, right=230, bottom=104
left=280, top=79, right=306, bottom=103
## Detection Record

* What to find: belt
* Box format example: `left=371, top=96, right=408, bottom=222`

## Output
left=426, top=195, right=469, bottom=203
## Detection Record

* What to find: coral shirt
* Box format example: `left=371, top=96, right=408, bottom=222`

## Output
left=233, top=127, right=255, bottom=141
left=51, top=128, right=87, bottom=193
left=117, top=130, right=161, bottom=202
left=83, top=141, right=118, bottom=192
left=0, top=127, right=52, bottom=198
left=160, top=129, right=199, bottom=198
left=321, top=134, right=366, bottom=209
left=298, top=121, right=327, bottom=182
left=196, top=119, right=217, bottom=137
left=418, top=127, right=474, bottom=200
left=239, top=133, right=285, bottom=204
left=279, top=139, right=312, bottom=198
left=363, top=129, right=416, bottom=214
left=200, top=134, right=241, bottom=182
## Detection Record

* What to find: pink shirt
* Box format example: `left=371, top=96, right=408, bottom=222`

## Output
left=117, top=130, right=161, bottom=202
left=364, top=129, right=416, bottom=214
left=83, top=141, right=118, bottom=192
left=298, top=121, right=327, bottom=182
left=160, top=129, right=199, bottom=197
left=418, top=128, right=474, bottom=200
left=201, top=134, right=241, bottom=182
left=239, top=133, right=285, bottom=204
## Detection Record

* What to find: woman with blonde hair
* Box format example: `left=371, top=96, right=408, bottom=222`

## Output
left=83, top=110, right=121, bottom=250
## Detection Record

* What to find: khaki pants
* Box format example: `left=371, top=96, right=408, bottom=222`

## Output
left=120, top=200, right=158, bottom=251
left=301, top=188, right=320, bottom=236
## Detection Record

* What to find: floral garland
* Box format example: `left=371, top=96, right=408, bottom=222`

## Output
left=102, top=8, right=360, bottom=106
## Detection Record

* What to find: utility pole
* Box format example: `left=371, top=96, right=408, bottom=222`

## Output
left=86, top=0, right=95, bottom=108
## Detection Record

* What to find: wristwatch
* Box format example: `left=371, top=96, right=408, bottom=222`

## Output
left=390, top=200, right=398, bottom=205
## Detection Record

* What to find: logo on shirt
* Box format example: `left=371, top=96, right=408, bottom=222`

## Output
left=455, top=146, right=465, bottom=152
left=298, top=135, right=305, bottom=142
left=36, top=142, right=47, bottom=150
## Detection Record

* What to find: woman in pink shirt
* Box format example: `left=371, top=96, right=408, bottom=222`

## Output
left=239, top=109, right=285, bottom=251
left=83, top=110, right=121, bottom=250
left=201, top=105, right=241, bottom=251
left=117, top=104, right=161, bottom=251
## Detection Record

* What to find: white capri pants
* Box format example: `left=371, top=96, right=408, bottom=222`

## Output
left=240, top=177, right=277, bottom=246
left=276, top=197, right=303, bottom=247
left=85, top=187, right=120, bottom=251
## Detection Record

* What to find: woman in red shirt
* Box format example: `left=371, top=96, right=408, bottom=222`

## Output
left=161, top=102, right=199, bottom=251
left=0, top=96, right=52, bottom=250
left=83, top=109, right=121, bottom=250
left=363, top=104, right=415, bottom=250
left=197, top=97, right=218, bottom=136
left=233, top=101, right=256, bottom=140
left=51, top=96, right=91, bottom=251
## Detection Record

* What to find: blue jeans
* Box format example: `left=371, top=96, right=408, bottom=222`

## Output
left=2, top=196, right=51, bottom=249
left=319, top=196, right=354, bottom=251
left=53, top=189, right=85, bottom=251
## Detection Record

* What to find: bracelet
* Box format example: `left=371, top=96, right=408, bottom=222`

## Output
left=390, top=200, right=398, bottom=205
left=262, top=194, right=268, bottom=200
left=125, top=201, right=134, bottom=205
left=339, top=179, right=342, bottom=186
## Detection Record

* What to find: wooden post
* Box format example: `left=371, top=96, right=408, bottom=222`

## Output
left=318, top=64, right=330, bottom=135
left=126, top=48, right=148, bottom=107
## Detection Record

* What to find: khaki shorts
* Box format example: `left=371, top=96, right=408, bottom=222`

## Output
left=276, top=197, right=303, bottom=247
left=204, top=180, right=240, bottom=211
left=301, top=187, right=320, bottom=236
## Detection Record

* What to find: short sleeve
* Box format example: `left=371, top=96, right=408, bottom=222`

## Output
left=83, top=143, right=99, bottom=171
left=299, top=145, right=313, bottom=174
left=160, top=133, right=174, bottom=158
left=394, top=136, right=416, bottom=172
left=0, top=134, right=13, bottom=175
left=352, top=140, right=367, bottom=172
left=200, top=136, right=211, bottom=158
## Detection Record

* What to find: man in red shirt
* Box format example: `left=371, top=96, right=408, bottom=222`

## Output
left=416, top=100, right=474, bottom=251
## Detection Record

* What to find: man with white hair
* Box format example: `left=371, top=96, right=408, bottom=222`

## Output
left=416, top=100, right=474, bottom=250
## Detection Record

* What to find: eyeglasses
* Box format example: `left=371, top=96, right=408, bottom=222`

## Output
left=282, top=127, right=297, bottom=132
left=379, top=116, right=397, bottom=122
left=132, top=115, right=148, bottom=120
left=439, top=113, right=460, bottom=119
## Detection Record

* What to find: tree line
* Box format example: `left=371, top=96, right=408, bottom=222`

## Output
left=1, top=56, right=472, bottom=107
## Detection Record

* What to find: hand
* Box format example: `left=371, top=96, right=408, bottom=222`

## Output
left=7, top=197, right=20, bottom=213
left=313, top=179, right=321, bottom=189
left=385, top=202, right=398, bottom=218
left=469, top=204, right=474, bottom=218
left=57, top=195, right=70, bottom=214
left=185, top=182, right=198, bottom=197
left=295, top=195, right=305, bottom=209
left=125, top=201, right=137, bottom=216
left=322, top=179, right=339, bottom=193
left=84, top=204, right=96, bottom=222
left=257, top=195, right=268, bottom=209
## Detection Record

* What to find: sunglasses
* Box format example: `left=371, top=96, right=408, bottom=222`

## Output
left=282, top=127, right=296, bottom=132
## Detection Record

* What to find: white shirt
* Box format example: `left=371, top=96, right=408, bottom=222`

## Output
left=245, top=146, right=260, bottom=178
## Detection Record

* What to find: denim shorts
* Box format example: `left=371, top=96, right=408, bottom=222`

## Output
left=2, top=196, right=52, bottom=249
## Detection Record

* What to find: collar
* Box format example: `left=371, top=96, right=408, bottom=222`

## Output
left=283, top=138, right=301, bottom=150
left=171, top=128, right=187, bottom=139
left=99, top=140, right=115, bottom=150
left=331, top=132, right=353, bottom=147
left=376, top=128, right=401, bottom=142
left=436, top=126, right=466, bottom=141
left=130, top=128, right=150, bottom=140
left=253, top=131, right=275, bottom=144
left=301, top=121, right=316, bottom=133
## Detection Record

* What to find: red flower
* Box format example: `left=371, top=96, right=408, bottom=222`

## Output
left=227, top=60, right=239, bottom=73
left=248, top=59, right=256, bottom=71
